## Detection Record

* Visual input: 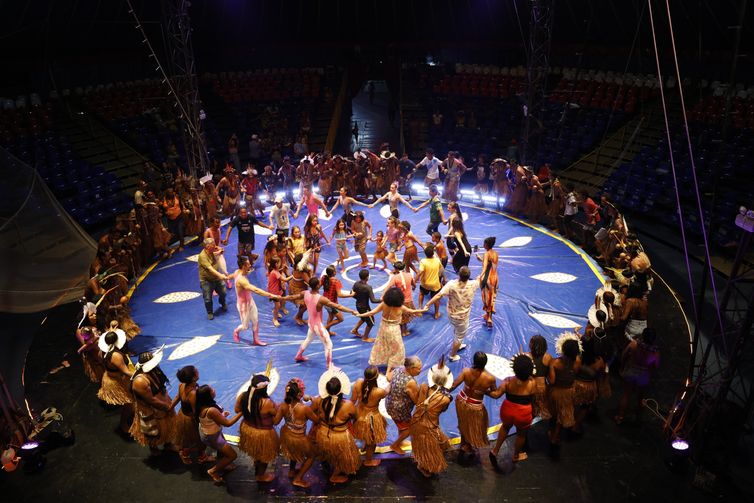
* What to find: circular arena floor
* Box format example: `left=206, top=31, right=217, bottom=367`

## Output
left=127, top=200, right=604, bottom=448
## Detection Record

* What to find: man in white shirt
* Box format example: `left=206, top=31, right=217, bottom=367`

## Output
left=416, top=148, right=443, bottom=187
left=424, top=266, right=480, bottom=361
left=269, top=195, right=292, bottom=239
left=563, top=182, right=578, bottom=239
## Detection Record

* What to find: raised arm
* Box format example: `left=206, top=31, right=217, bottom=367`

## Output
left=358, top=302, right=385, bottom=319
left=319, top=296, right=358, bottom=315
left=449, top=369, right=466, bottom=392
left=208, top=406, right=243, bottom=427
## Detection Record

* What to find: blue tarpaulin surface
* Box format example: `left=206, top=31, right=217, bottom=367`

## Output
left=128, top=201, right=603, bottom=444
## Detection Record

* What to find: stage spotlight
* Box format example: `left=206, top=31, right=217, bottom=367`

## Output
left=20, top=441, right=46, bottom=473
left=671, top=438, right=689, bottom=451
left=239, top=200, right=246, bottom=207
left=666, top=437, right=690, bottom=474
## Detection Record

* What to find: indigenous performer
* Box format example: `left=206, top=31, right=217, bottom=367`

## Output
left=490, top=158, right=511, bottom=205
left=97, top=327, right=134, bottom=433
left=424, top=266, right=480, bottom=361
left=236, top=374, right=279, bottom=483
left=291, top=277, right=358, bottom=368
left=476, top=236, right=499, bottom=328
left=410, top=357, right=453, bottom=477
left=372, top=230, right=388, bottom=269
left=277, top=156, right=297, bottom=205
left=200, top=177, right=220, bottom=223
left=350, top=211, right=372, bottom=267
left=547, top=178, right=565, bottom=230
left=316, top=371, right=361, bottom=484
left=240, top=167, right=265, bottom=216
left=506, top=164, right=529, bottom=214
left=217, top=164, right=241, bottom=216
left=398, top=221, right=422, bottom=275
left=195, top=384, right=243, bottom=484
left=385, top=261, right=417, bottom=337
left=329, top=187, right=369, bottom=228
left=143, top=191, right=171, bottom=258
left=441, top=151, right=467, bottom=202
left=293, top=184, right=330, bottom=220
left=488, top=354, right=536, bottom=467
left=233, top=256, right=282, bottom=345
left=286, top=226, right=306, bottom=265
left=615, top=327, right=660, bottom=425
left=351, top=365, right=388, bottom=467
left=524, top=174, right=548, bottom=224
left=548, top=333, right=582, bottom=447
left=527, top=334, right=553, bottom=420
left=370, top=182, right=415, bottom=218
left=129, top=348, right=177, bottom=455
left=360, top=286, right=427, bottom=370
left=573, top=336, right=607, bottom=434
left=621, top=283, right=648, bottom=342
left=76, top=301, right=104, bottom=383
left=274, top=378, right=318, bottom=488
left=184, top=188, right=205, bottom=242
left=449, top=351, right=497, bottom=455
left=386, top=356, right=422, bottom=454
left=380, top=150, right=400, bottom=190
left=162, top=188, right=186, bottom=250
left=172, top=366, right=208, bottom=464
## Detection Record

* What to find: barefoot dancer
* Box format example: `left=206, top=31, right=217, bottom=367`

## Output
left=448, top=351, right=496, bottom=457
left=351, top=366, right=388, bottom=467
left=233, top=256, right=281, bottom=345
left=274, top=378, right=319, bottom=488
left=291, top=277, right=358, bottom=368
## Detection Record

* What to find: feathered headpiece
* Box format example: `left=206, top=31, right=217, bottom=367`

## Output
left=555, top=331, right=583, bottom=356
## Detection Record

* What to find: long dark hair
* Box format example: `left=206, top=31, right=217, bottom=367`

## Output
left=529, top=334, right=548, bottom=359
left=284, top=378, right=305, bottom=405
left=322, top=377, right=343, bottom=422
left=195, top=385, right=219, bottom=419
left=322, top=265, right=336, bottom=292
left=242, top=374, right=270, bottom=423
left=362, top=366, right=379, bottom=402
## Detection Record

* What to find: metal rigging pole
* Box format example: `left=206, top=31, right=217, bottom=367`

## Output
left=127, top=0, right=208, bottom=178
left=520, top=0, right=555, bottom=165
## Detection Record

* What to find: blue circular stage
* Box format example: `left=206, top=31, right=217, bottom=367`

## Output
left=127, top=201, right=603, bottom=447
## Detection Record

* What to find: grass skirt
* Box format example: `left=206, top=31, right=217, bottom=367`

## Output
left=532, top=376, right=551, bottom=420
left=280, top=424, right=313, bottom=463
left=239, top=421, right=280, bottom=464
left=573, top=379, right=598, bottom=407
left=97, top=372, right=132, bottom=405
left=352, top=410, right=388, bottom=445
left=455, top=397, right=489, bottom=448
left=409, top=420, right=450, bottom=475
left=173, top=411, right=201, bottom=449
left=547, top=385, right=575, bottom=428
left=316, top=426, right=362, bottom=475
left=129, top=407, right=176, bottom=447
left=82, top=351, right=104, bottom=384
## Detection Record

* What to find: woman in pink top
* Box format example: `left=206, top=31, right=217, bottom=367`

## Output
left=293, top=186, right=331, bottom=220
left=291, top=277, right=358, bottom=368
left=234, top=256, right=282, bottom=346
left=386, top=261, right=416, bottom=336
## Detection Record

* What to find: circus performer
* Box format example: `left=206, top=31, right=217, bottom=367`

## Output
left=385, top=261, right=418, bottom=337
left=476, top=236, right=499, bottom=328
left=351, top=365, right=388, bottom=467
left=350, top=211, right=372, bottom=267
left=447, top=217, right=471, bottom=274
left=236, top=374, right=279, bottom=483
left=329, top=218, right=354, bottom=273
left=547, top=332, right=582, bottom=447
left=76, top=301, right=104, bottom=383
left=527, top=334, right=553, bottom=420
left=316, top=371, right=361, bottom=484
left=360, top=286, right=427, bottom=370
left=488, top=354, right=536, bottom=467
left=293, top=184, right=330, bottom=220
left=303, top=214, right=327, bottom=274
left=410, top=357, right=453, bottom=477
left=97, top=327, right=134, bottom=433
left=424, top=266, right=480, bottom=361
left=370, top=182, right=415, bottom=218
left=217, top=165, right=240, bottom=216
left=291, top=277, right=358, bottom=368
left=449, top=351, right=496, bottom=456
left=274, top=378, right=318, bottom=488
left=233, top=256, right=282, bottom=346
left=329, top=187, right=369, bottom=228
left=195, top=384, right=243, bottom=485
left=290, top=251, right=312, bottom=325
left=129, top=348, right=177, bottom=455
